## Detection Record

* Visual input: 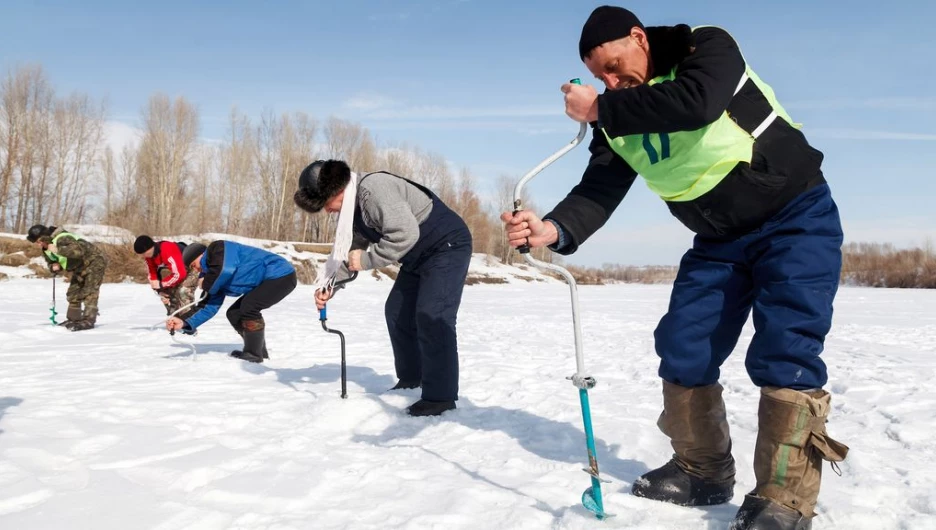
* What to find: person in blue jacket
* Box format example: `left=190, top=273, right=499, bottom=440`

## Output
left=166, top=240, right=297, bottom=363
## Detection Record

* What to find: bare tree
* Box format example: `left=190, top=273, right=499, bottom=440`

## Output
left=50, top=93, right=105, bottom=222
left=187, top=143, right=218, bottom=234
left=136, top=94, right=199, bottom=234
left=379, top=143, right=414, bottom=176
left=0, top=66, right=54, bottom=231
left=218, top=108, right=256, bottom=234
left=254, top=110, right=318, bottom=240
left=0, top=66, right=106, bottom=231
left=323, top=117, right=377, bottom=171
left=102, top=146, right=116, bottom=221
left=450, top=168, right=495, bottom=255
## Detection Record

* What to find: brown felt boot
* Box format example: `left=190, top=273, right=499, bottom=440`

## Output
left=729, top=387, right=849, bottom=530
left=632, top=381, right=736, bottom=506
left=234, top=323, right=267, bottom=359
left=230, top=319, right=265, bottom=363
left=59, top=304, right=83, bottom=327
left=66, top=303, right=98, bottom=331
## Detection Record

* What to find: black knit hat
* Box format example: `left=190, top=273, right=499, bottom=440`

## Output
left=134, top=235, right=156, bottom=254
left=181, top=242, right=207, bottom=267
left=579, top=6, right=644, bottom=60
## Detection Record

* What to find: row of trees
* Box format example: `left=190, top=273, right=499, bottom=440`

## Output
left=841, top=242, right=936, bottom=288
left=10, top=64, right=929, bottom=287
left=559, top=243, right=936, bottom=287
left=1, top=65, right=550, bottom=264
left=0, top=66, right=105, bottom=232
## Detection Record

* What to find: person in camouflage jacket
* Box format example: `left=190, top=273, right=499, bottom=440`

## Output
left=27, top=224, right=108, bottom=331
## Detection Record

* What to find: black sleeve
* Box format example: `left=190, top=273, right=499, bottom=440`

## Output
left=199, top=240, right=225, bottom=297
left=544, top=130, right=638, bottom=255
left=596, top=26, right=745, bottom=136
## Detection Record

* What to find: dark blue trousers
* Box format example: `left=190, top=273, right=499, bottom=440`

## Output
left=654, top=184, right=843, bottom=390
left=384, top=234, right=471, bottom=402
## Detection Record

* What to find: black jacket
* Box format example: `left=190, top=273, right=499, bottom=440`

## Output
left=546, top=25, right=825, bottom=253
left=197, top=240, right=225, bottom=304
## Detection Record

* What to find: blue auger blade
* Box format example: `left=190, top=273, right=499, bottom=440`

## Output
left=579, top=388, right=609, bottom=519
left=582, top=485, right=607, bottom=520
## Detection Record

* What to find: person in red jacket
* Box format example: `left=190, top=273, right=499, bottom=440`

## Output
left=134, top=235, right=199, bottom=317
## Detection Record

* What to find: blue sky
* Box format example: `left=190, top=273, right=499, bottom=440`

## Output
left=2, top=0, right=934, bottom=266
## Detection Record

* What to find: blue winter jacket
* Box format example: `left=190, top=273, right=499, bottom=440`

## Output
left=184, top=241, right=295, bottom=330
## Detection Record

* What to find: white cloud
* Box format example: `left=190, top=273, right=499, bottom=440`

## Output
left=103, top=120, right=224, bottom=152
left=342, top=93, right=399, bottom=111
left=340, top=91, right=562, bottom=121
left=366, top=105, right=561, bottom=120
left=363, top=119, right=571, bottom=136
left=103, top=121, right=143, bottom=153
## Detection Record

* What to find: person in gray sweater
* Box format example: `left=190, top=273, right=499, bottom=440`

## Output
left=294, top=159, right=472, bottom=417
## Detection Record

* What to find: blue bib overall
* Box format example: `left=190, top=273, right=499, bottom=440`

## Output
left=354, top=173, right=472, bottom=402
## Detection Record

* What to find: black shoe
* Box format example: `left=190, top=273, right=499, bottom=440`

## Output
left=632, top=460, right=734, bottom=506
left=390, top=379, right=421, bottom=390
left=729, top=494, right=811, bottom=530
left=406, top=399, right=455, bottom=417
left=230, top=350, right=264, bottom=363
left=65, top=320, right=95, bottom=332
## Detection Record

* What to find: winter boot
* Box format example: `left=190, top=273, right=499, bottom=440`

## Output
left=390, top=380, right=421, bottom=390
left=66, top=319, right=95, bottom=331
left=731, top=495, right=812, bottom=530
left=632, top=381, right=736, bottom=506
left=59, top=304, right=83, bottom=327
left=729, top=387, right=848, bottom=530
left=234, top=324, right=268, bottom=359
left=406, top=399, right=455, bottom=417
left=230, top=319, right=265, bottom=363
left=65, top=306, right=96, bottom=331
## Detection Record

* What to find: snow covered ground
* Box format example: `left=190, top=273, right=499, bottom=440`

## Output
left=0, top=278, right=934, bottom=529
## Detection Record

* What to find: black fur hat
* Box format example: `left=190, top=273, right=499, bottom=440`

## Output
left=294, top=159, right=352, bottom=213
left=26, top=224, right=56, bottom=243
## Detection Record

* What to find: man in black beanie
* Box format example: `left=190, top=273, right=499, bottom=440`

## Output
left=134, top=235, right=200, bottom=317
left=501, top=6, right=848, bottom=529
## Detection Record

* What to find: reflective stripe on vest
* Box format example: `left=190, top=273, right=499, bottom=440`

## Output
left=45, top=231, right=82, bottom=270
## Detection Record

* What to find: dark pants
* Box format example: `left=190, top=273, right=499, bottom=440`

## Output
left=385, top=236, right=471, bottom=402
left=654, top=184, right=843, bottom=390
left=226, top=272, right=297, bottom=330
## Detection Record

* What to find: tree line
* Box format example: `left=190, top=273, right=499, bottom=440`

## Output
left=0, top=65, right=551, bottom=264
left=5, top=65, right=933, bottom=287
